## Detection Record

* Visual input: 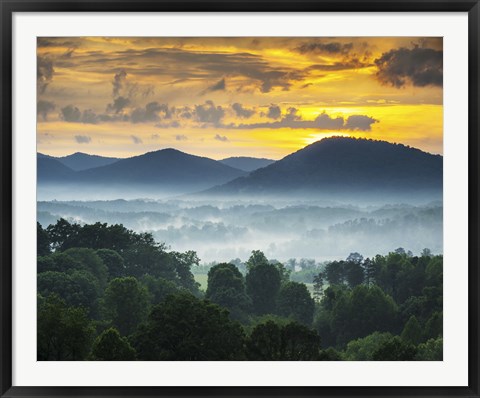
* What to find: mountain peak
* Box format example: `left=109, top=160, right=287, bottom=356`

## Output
left=205, top=137, right=443, bottom=200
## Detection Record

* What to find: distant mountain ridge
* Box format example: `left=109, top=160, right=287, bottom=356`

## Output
left=37, top=138, right=442, bottom=201
left=38, top=152, right=119, bottom=171
left=220, top=157, right=275, bottom=172
left=56, top=152, right=120, bottom=171
left=204, top=137, right=443, bottom=199
left=38, top=148, right=247, bottom=194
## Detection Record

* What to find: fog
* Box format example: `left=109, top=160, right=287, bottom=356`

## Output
left=37, top=194, right=443, bottom=264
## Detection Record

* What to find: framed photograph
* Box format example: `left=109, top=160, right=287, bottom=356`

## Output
left=1, top=1, right=479, bottom=397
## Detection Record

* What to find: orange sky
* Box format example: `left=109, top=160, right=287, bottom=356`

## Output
left=37, top=37, right=443, bottom=160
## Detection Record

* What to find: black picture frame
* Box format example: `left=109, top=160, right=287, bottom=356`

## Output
left=1, top=1, right=479, bottom=397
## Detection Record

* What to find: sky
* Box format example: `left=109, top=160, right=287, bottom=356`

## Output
left=37, top=37, right=443, bottom=160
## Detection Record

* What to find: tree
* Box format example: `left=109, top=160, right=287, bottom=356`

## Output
left=277, top=281, right=315, bottom=326
left=132, top=293, right=245, bottom=360
left=372, top=336, right=417, bottom=361
left=46, top=218, right=81, bottom=251
left=344, top=332, right=394, bottom=361
left=141, top=275, right=180, bottom=305
left=96, top=249, right=125, bottom=280
left=62, top=248, right=108, bottom=288
left=103, top=277, right=150, bottom=336
left=324, top=260, right=346, bottom=286
left=401, top=315, right=423, bottom=345
left=170, top=250, right=201, bottom=294
left=246, top=250, right=269, bottom=271
left=424, top=311, right=443, bottom=340
left=37, top=270, right=101, bottom=317
left=313, top=272, right=325, bottom=302
left=246, top=320, right=322, bottom=360
left=415, top=337, right=443, bottom=360
left=318, top=347, right=343, bottom=361
left=37, top=251, right=82, bottom=274
left=246, top=260, right=281, bottom=315
left=345, top=260, right=364, bottom=288
left=330, top=285, right=398, bottom=346
left=206, top=263, right=250, bottom=321
left=38, top=294, right=94, bottom=360
left=37, top=222, right=51, bottom=256
left=363, top=258, right=376, bottom=286
left=90, top=328, right=136, bottom=360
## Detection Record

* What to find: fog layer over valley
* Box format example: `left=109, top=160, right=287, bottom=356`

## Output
left=38, top=198, right=442, bottom=263
left=38, top=138, right=443, bottom=262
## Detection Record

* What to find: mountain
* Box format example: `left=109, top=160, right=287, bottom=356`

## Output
left=56, top=152, right=120, bottom=171
left=37, top=157, right=75, bottom=182
left=204, top=137, right=443, bottom=200
left=220, top=157, right=275, bottom=172
left=72, top=148, right=247, bottom=192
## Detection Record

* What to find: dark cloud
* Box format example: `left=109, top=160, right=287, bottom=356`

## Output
left=175, top=134, right=188, bottom=141
left=214, top=134, right=229, bottom=142
left=112, top=70, right=127, bottom=97
left=72, top=48, right=306, bottom=93
left=267, top=104, right=281, bottom=119
left=375, top=47, right=443, bottom=88
left=37, top=38, right=80, bottom=49
left=81, top=109, right=99, bottom=124
left=307, top=59, right=367, bottom=72
left=231, top=103, right=255, bottom=119
left=179, top=108, right=193, bottom=119
left=37, top=100, right=55, bottom=121
left=37, top=56, right=54, bottom=94
left=225, top=111, right=377, bottom=131
left=344, top=115, right=378, bottom=131
left=74, top=135, right=91, bottom=144
left=130, top=102, right=171, bottom=123
left=61, top=105, right=99, bottom=124
left=201, top=78, right=226, bottom=95
left=60, top=105, right=81, bottom=122
left=296, top=41, right=354, bottom=55
left=131, top=135, right=143, bottom=144
left=107, top=96, right=130, bottom=114
left=195, top=101, right=225, bottom=125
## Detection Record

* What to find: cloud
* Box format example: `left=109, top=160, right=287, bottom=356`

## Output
left=37, top=100, right=55, bottom=121
left=375, top=47, right=443, bottom=88
left=74, top=47, right=306, bottom=93
left=37, top=56, right=54, bottom=94
left=112, top=70, right=127, bottom=97
left=195, top=101, right=225, bottom=125
left=307, top=59, right=367, bottom=72
left=60, top=105, right=99, bottom=124
left=74, top=135, right=91, bottom=144
left=231, top=103, right=255, bottom=119
left=131, top=135, right=143, bottom=144
left=156, top=121, right=180, bottom=128
left=296, top=41, right=354, bottom=55
left=60, top=105, right=81, bottom=122
left=267, top=104, right=281, bottom=119
left=344, top=115, right=378, bottom=131
left=201, top=78, right=226, bottom=95
left=81, top=109, right=99, bottom=124
left=214, top=134, right=228, bottom=142
left=175, top=134, right=188, bottom=141
left=225, top=111, right=377, bottom=131
left=107, top=96, right=130, bottom=114
left=130, top=102, right=171, bottom=123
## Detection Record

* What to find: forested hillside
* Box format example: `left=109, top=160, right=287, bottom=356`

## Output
left=37, top=220, right=442, bottom=361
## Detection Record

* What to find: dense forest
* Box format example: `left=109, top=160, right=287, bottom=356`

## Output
left=37, top=219, right=443, bottom=361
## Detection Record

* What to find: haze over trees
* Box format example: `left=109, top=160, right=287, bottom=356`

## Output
left=37, top=220, right=443, bottom=361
